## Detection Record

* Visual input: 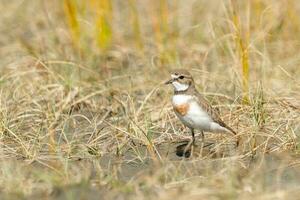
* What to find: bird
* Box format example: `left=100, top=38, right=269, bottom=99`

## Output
left=165, top=69, right=238, bottom=151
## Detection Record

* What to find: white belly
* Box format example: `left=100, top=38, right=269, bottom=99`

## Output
left=172, top=95, right=213, bottom=130
left=172, top=94, right=228, bottom=132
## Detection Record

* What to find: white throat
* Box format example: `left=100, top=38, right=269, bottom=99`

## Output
left=172, top=81, right=189, bottom=91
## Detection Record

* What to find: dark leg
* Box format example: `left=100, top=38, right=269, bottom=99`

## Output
left=191, top=128, right=195, bottom=145
left=179, top=128, right=195, bottom=158
left=201, top=131, right=204, bottom=143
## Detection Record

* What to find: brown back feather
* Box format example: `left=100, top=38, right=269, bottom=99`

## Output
left=183, top=86, right=237, bottom=135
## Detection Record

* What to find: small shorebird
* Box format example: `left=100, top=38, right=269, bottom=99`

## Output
left=165, top=69, right=238, bottom=148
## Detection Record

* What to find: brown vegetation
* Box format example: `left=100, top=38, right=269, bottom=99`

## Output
left=0, top=0, right=299, bottom=199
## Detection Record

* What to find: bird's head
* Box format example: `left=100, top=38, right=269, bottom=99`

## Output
left=165, top=69, right=194, bottom=92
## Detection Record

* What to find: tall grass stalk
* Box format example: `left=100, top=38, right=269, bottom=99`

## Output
left=93, top=0, right=113, bottom=50
left=231, top=0, right=250, bottom=103
left=63, top=0, right=80, bottom=48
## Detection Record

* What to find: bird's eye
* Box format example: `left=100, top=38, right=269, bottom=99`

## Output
left=179, top=75, right=184, bottom=79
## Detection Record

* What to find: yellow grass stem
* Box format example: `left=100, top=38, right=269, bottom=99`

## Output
left=93, top=0, right=113, bottom=50
left=240, top=38, right=250, bottom=103
left=63, top=0, right=80, bottom=48
left=231, top=0, right=250, bottom=104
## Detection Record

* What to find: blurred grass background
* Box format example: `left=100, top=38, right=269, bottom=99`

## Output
left=0, top=0, right=300, bottom=199
left=2, top=0, right=300, bottom=93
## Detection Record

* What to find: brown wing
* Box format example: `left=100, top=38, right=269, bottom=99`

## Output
left=193, top=92, right=237, bottom=135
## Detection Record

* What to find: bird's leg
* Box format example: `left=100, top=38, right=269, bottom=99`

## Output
left=191, top=128, right=195, bottom=145
left=187, top=128, right=195, bottom=157
left=182, top=128, right=195, bottom=157
left=198, top=130, right=205, bottom=155
left=200, top=131, right=204, bottom=144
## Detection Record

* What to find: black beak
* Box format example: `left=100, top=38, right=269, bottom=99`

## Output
left=165, top=78, right=174, bottom=85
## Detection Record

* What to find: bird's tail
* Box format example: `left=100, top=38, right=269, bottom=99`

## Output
left=225, top=125, right=237, bottom=135
left=223, top=124, right=239, bottom=147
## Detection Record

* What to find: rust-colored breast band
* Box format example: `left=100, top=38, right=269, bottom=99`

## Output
left=174, top=104, right=189, bottom=116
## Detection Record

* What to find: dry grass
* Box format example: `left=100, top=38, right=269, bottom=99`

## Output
left=0, top=0, right=300, bottom=199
